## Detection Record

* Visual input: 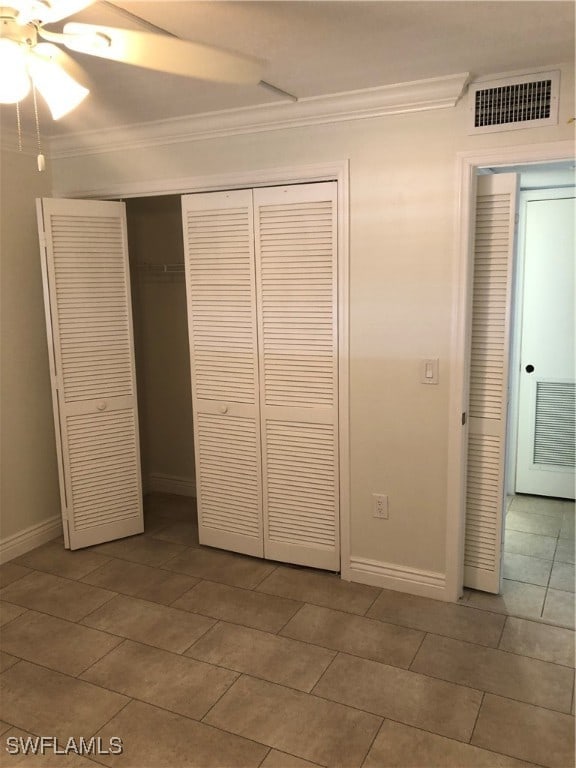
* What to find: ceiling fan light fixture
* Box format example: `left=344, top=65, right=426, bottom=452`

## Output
left=28, top=52, right=89, bottom=118
left=15, top=0, right=51, bottom=25
left=0, top=38, right=31, bottom=103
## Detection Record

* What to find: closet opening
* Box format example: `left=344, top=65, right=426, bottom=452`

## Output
left=37, top=162, right=350, bottom=576
left=124, top=195, right=198, bottom=540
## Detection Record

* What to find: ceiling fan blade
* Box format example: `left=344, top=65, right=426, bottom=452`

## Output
left=33, top=42, right=89, bottom=87
left=61, top=22, right=265, bottom=84
left=16, top=0, right=95, bottom=24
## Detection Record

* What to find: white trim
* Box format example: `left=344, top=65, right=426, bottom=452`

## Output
left=337, top=164, right=351, bottom=580
left=1, top=128, right=49, bottom=156
left=349, top=557, right=446, bottom=600
left=445, top=140, right=575, bottom=603
left=49, top=73, right=469, bottom=160
left=146, top=473, right=197, bottom=497
left=0, top=516, right=62, bottom=563
left=59, top=161, right=357, bottom=201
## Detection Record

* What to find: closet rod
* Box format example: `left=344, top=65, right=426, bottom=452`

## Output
left=134, top=262, right=185, bottom=274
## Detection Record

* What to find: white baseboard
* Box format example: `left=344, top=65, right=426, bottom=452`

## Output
left=349, top=556, right=447, bottom=600
left=146, top=473, right=197, bottom=497
left=0, top=515, right=62, bottom=564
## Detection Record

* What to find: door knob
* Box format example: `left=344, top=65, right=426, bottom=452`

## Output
left=525, top=364, right=535, bottom=373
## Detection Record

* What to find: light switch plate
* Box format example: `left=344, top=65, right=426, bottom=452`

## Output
left=421, top=358, right=439, bottom=385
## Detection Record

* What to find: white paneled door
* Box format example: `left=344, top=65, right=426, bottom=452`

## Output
left=182, top=183, right=339, bottom=570
left=515, top=190, right=575, bottom=499
left=37, top=198, right=143, bottom=549
left=464, top=173, right=518, bottom=593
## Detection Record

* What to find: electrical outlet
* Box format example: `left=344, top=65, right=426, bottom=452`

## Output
left=372, top=493, right=389, bottom=519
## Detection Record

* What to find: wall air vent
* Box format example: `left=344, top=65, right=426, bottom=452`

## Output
left=468, top=71, right=560, bottom=134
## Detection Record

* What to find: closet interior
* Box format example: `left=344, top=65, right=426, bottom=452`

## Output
left=126, top=195, right=196, bottom=499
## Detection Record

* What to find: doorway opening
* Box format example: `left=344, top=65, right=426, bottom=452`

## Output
left=463, top=160, right=575, bottom=626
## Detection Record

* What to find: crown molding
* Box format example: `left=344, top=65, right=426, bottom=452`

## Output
left=49, top=72, right=470, bottom=159
left=0, top=127, right=49, bottom=157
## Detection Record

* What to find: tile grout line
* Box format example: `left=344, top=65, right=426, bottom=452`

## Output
left=467, top=690, right=485, bottom=745
left=77, top=591, right=122, bottom=624
left=496, top=615, right=508, bottom=648
left=257, top=747, right=272, bottom=767
left=199, top=673, right=246, bottom=726
left=0, top=607, right=29, bottom=631
left=274, top=602, right=305, bottom=636
left=250, top=564, right=279, bottom=591
left=359, top=717, right=384, bottom=768
left=309, top=650, right=342, bottom=696
left=75, top=638, right=129, bottom=680
left=541, top=532, right=561, bottom=619
left=178, top=616, right=219, bottom=656
left=178, top=614, right=222, bottom=666
left=407, top=631, right=428, bottom=672
left=88, top=696, right=133, bottom=740
left=362, top=587, right=383, bottom=617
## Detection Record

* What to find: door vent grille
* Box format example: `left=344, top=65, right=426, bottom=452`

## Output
left=533, top=381, right=575, bottom=468
left=469, top=71, right=559, bottom=134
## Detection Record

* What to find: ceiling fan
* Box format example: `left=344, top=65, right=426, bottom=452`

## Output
left=0, top=0, right=269, bottom=120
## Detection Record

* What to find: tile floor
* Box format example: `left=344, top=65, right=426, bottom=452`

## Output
left=464, top=495, right=575, bottom=629
left=0, top=493, right=574, bottom=768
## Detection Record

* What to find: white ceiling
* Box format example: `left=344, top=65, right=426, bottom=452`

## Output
left=2, top=0, right=575, bottom=137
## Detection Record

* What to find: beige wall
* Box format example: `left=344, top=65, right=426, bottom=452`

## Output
left=0, top=147, right=60, bottom=543
left=125, top=196, right=195, bottom=487
left=39, top=63, right=576, bottom=578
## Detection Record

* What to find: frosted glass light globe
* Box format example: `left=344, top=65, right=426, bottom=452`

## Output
left=0, top=39, right=31, bottom=103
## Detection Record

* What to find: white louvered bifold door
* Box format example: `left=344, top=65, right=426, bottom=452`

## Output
left=254, top=183, right=340, bottom=570
left=37, top=198, right=143, bottom=550
left=464, top=173, right=518, bottom=592
left=182, top=190, right=263, bottom=557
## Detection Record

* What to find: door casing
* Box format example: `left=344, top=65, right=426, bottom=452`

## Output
left=66, top=161, right=352, bottom=579
left=446, top=140, right=575, bottom=602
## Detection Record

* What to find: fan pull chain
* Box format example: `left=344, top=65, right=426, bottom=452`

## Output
left=32, top=85, right=46, bottom=172
left=15, top=102, right=23, bottom=153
